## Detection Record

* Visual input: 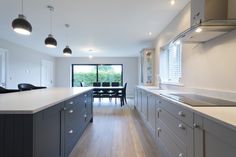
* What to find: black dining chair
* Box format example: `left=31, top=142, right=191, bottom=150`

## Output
left=0, top=86, right=20, bottom=94
left=93, top=82, right=101, bottom=87
left=102, top=82, right=110, bottom=87
left=80, top=82, right=86, bottom=87
left=118, top=83, right=127, bottom=105
left=111, top=82, right=120, bottom=87
left=18, top=83, right=46, bottom=91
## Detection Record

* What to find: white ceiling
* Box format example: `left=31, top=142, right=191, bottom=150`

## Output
left=0, top=0, right=190, bottom=57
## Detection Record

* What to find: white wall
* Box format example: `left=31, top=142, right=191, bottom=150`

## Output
left=154, top=3, right=236, bottom=99
left=55, top=57, right=139, bottom=97
left=0, top=39, right=55, bottom=89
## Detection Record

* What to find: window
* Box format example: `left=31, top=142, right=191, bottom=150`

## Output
left=72, top=64, right=123, bottom=87
left=160, top=43, right=182, bottom=84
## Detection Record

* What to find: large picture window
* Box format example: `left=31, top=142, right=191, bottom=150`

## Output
left=72, top=64, right=123, bottom=87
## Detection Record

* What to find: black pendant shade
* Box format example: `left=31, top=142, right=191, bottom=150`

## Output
left=12, top=14, right=32, bottom=35
left=45, top=34, right=57, bottom=48
left=63, top=46, right=72, bottom=56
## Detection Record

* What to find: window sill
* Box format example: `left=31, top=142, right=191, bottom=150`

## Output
left=161, top=82, right=184, bottom=87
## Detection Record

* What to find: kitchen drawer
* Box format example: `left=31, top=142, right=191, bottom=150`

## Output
left=156, top=120, right=186, bottom=157
left=157, top=107, right=192, bottom=146
left=158, top=97, right=193, bottom=127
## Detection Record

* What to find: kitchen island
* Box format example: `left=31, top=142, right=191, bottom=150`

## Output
left=0, top=87, right=93, bottom=157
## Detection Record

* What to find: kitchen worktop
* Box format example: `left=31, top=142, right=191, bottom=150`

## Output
left=137, top=86, right=236, bottom=131
left=0, top=87, right=93, bottom=114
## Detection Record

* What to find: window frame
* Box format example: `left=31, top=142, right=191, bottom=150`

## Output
left=160, top=43, right=182, bottom=85
left=71, top=64, right=123, bottom=87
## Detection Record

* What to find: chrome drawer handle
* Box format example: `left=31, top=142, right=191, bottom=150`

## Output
left=69, top=130, right=73, bottom=134
left=178, top=153, right=184, bottom=157
left=178, top=124, right=185, bottom=130
left=178, top=111, right=185, bottom=117
left=69, top=101, right=74, bottom=105
left=157, top=108, right=162, bottom=112
left=69, top=110, right=74, bottom=113
left=193, top=123, right=200, bottom=128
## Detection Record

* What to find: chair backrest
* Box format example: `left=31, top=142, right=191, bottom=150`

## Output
left=93, top=82, right=101, bottom=87
left=123, top=83, right=127, bottom=94
left=18, top=83, right=35, bottom=91
left=111, top=82, right=120, bottom=87
left=0, top=86, right=20, bottom=94
left=102, top=82, right=110, bottom=87
left=18, top=83, right=46, bottom=91
left=80, top=82, right=86, bottom=87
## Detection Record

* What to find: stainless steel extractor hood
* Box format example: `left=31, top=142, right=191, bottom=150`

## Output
left=173, top=0, right=236, bottom=43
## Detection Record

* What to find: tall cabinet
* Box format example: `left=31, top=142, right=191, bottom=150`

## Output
left=140, top=49, right=155, bottom=86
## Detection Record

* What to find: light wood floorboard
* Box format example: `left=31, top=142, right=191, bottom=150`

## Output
left=69, top=102, right=161, bottom=157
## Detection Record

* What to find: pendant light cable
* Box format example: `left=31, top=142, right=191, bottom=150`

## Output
left=44, top=6, right=57, bottom=48
left=65, top=24, right=70, bottom=46
left=21, top=0, right=24, bottom=14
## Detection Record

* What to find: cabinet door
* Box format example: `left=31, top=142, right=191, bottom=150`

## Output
left=137, top=89, right=142, bottom=112
left=147, top=93, right=156, bottom=135
left=141, top=90, right=148, bottom=120
left=194, top=114, right=236, bottom=157
left=34, top=103, right=63, bottom=157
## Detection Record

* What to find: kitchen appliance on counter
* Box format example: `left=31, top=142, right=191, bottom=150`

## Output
left=161, top=93, right=236, bottom=107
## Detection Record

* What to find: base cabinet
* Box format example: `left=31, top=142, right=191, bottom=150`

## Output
left=194, top=114, right=236, bottom=157
left=0, top=90, right=93, bottom=157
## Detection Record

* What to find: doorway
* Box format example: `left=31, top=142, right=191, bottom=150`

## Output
left=0, top=49, right=6, bottom=88
left=41, top=60, right=54, bottom=87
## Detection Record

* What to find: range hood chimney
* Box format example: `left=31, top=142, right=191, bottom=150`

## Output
left=173, top=0, right=236, bottom=43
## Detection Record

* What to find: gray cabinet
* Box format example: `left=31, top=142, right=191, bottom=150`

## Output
left=194, top=114, right=236, bottom=157
left=0, top=89, right=93, bottom=157
left=136, top=88, right=142, bottom=112
left=156, top=97, right=193, bottom=157
left=141, top=90, right=148, bottom=120
left=147, top=93, right=156, bottom=136
left=34, top=102, right=63, bottom=157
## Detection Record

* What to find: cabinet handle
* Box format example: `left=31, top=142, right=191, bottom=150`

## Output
left=84, top=114, right=87, bottom=118
left=178, top=123, right=185, bottom=130
left=69, top=101, right=74, bottom=105
left=193, top=123, right=200, bottom=128
left=157, top=108, right=162, bottom=112
left=69, top=109, right=74, bottom=113
left=178, top=111, right=185, bottom=117
left=157, top=128, right=161, bottom=132
left=178, top=153, right=184, bottom=157
left=69, top=129, right=73, bottom=134
left=63, top=107, right=67, bottom=111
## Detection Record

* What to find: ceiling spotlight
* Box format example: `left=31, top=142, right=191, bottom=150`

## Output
left=170, top=0, right=175, bottom=5
left=195, top=27, right=202, bottom=33
left=89, top=55, right=93, bottom=59
left=63, top=24, right=72, bottom=56
left=148, top=32, right=152, bottom=36
left=44, top=6, right=57, bottom=48
left=12, top=0, right=32, bottom=35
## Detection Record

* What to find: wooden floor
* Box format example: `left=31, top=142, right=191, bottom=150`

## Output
left=69, top=100, right=161, bottom=157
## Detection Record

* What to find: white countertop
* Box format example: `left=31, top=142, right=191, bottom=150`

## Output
left=0, top=87, right=93, bottom=114
left=137, top=86, right=236, bottom=131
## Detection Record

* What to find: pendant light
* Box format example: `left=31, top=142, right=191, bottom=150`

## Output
left=44, top=6, right=57, bottom=48
left=12, top=0, right=32, bottom=35
left=63, top=24, right=72, bottom=56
